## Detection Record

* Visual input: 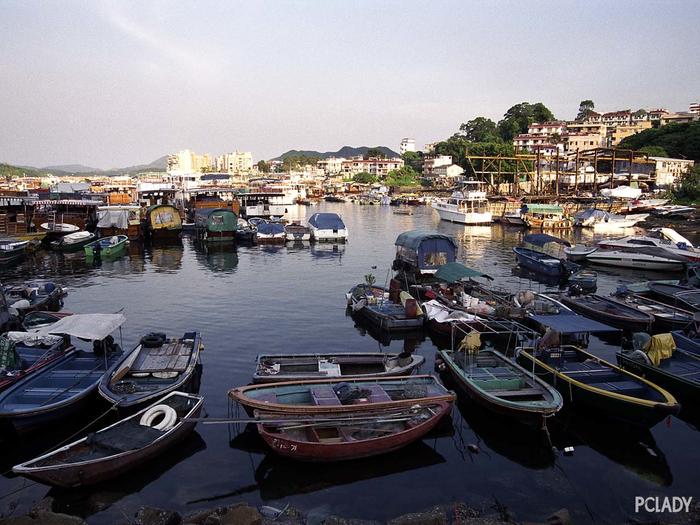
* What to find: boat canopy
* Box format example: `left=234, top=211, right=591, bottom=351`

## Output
left=309, top=213, right=345, bottom=230
left=194, top=207, right=238, bottom=231
left=435, top=262, right=493, bottom=283
left=395, top=230, right=457, bottom=251
left=256, top=222, right=285, bottom=235
left=395, top=230, right=457, bottom=272
left=147, top=204, right=182, bottom=230
left=521, top=204, right=564, bottom=214
left=41, top=313, right=126, bottom=341
left=530, top=313, right=619, bottom=334
left=523, top=234, right=571, bottom=248
left=97, top=207, right=138, bottom=229
left=575, top=209, right=615, bottom=221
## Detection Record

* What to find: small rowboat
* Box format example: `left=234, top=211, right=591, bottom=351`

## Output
left=436, top=348, right=562, bottom=425
left=256, top=401, right=451, bottom=462
left=648, top=283, right=700, bottom=312
left=229, top=375, right=455, bottom=416
left=516, top=346, right=679, bottom=427
left=253, top=352, right=425, bottom=383
left=12, top=392, right=203, bottom=487
left=0, top=240, right=29, bottom=265
left=50, top=231, right=96, bottom=252
left=84, top=235, right=129, bottom=258
left=558, top=294, right=654, bottom=332
left=612, top=292, right=694, bottom=332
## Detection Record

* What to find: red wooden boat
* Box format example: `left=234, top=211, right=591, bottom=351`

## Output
left=256, top=400, right=452, bottom=462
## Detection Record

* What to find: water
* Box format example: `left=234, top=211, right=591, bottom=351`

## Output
left=1, top=203, right=699, bottom=524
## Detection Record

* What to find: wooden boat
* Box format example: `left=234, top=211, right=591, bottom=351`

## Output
left=559, top=294, right=654, bottom=332
left=4, top=281, right=64, bottom=317
left=229, top=375, right=455, bottom=416
left=648, top=283, right=700, bottom=312
left=0, top=332, right=71, bottom=392
left=436, top=348, right=562, bottom=425
left=516, top=346, right=679, bottom=427
left=672, top=329, right=700, bottom=356
left=84, top=235, right=129, bottom=258
left=612, top=292, right=694, bottom=332
left=514, top=234, right=579, bottom=278
left=144, top=204, right=182, bottom=241
left=253, top=352, right=425, bottom=383
left=346, top=283, right=387, bottom=306
left=12, top=391, right=203, bottom=487
left=50, top=231, right=96, bottom=252
left=194, top=208, right=237, bottom=243
left=0, top=239, right=29, bottom=264
left=255, top=400, right=451, bottom=462
left=618, top=341, right=700, bottom=407
left=521, top=204, right=573, bottom=230
left=21, top=310, right=72, bottom=331
left=284, top=222, right=311, bottom=242
left=98, top=332, right=202, bottom=410
left=352, top=285, right=424, bottom=332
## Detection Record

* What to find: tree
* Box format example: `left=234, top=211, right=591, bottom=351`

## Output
left=401, top=151, right=423, bottom=174
left=497, top=102, right=556, bottom=141
left=459, top=117, right=500, bottom=142
left=385, top=166, right=419, bottom=186
left=633, top=109, right=648, bottom=119
left=352, top=171, right=377, bottom=184
left=638, top=145, right=668, bottom=158
left=256, top=160, right=270, bottom=173
left=364, top=148, right=385, bottom=159
left=618, top=122, right=700, bottom=161
left=675, top=164, right=700, bottom=202
left=576, top=100, right=595, bottom=121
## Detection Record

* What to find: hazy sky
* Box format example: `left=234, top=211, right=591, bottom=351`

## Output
left=1, top=0, right=699, bottom=169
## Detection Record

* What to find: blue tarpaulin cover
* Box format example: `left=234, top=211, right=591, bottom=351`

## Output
left=530, top=313, right=619, bottom=334
left=309, top=213, right=346, bottom=230
left=523, top=234, right=571, bottom=248
left=256, top=222, right=284, bottom=234
left=394, top=230, right=457, bottom=250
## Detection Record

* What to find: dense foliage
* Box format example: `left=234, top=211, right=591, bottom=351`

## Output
left=386, top=166, right=420, bottom=186
left=352, top=172, right=377, bottom=184
left=618, top=122, right=700, bottom=161
left=281, top=154, right=320, bottom=171
left=401, top=151, right=423, bottom=174
left=0, top=163, right=47, bottom=179
left=674, top=164, right=700, bottom=202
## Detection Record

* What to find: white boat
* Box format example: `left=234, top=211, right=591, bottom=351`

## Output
left=284, top=222, right=311, bottom=242
left=563, top=244, right=598, bottom=262
left=597, top=228, right=700, bottom=262
left=600, top=186, right=642, bottom=199
left=431, top=182, right=492, bottom=225
left=585, top=250, right=686, bottom=271
left=574, top=209, right=648, bottom=231
left=308, top=213, right=348, bottom=242
left=40, top=222, right=79, bottom=234
left=651, top=205, right=695, bottom=218
left=502, top=212, right=526, bottom=226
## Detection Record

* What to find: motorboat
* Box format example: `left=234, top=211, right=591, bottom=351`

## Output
left=597, top=228, right=700, bottom=263
left=50, top=231, right=96, bottom=252
left=431, top=182, right=492, bottom=225
left=651, top=205, right=695, bottom=218
left=585, top=249, right=687, bottom=271
left=513, top=234, right=579, bottom=278
left=284, top=221, right=311, bottom=242
left=600, top=185, right=642, bottom=199
left=563, top=244, right=598, bottom=262
left=308, top=213, right=348, bottom=242
left=0, top=240, right=29, bottom=265
left=574, top=209, right=648, bottom=232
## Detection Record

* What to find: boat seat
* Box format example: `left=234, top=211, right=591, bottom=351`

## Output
left=492, top=388, right=543, bottom=398
left=364, top=384, right=392, bottom=402
left=89, top=420, right=164, bottom=453
left=254, top=392, right=278, bottom=404
left=310, top=386, right=341, bottom=406
left=598, top=380, right=646, bottom=396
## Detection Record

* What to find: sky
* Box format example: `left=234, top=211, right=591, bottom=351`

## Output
left=1, top=0, right=699, bottom=169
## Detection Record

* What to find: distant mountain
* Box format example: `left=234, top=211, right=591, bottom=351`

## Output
left=11, top=155, right=168, bottom=176
left=42, top=164, right=101, bottom=173
left=110, top=155, right=168, bottom=173
left=272, top=145, right=400, bottom=161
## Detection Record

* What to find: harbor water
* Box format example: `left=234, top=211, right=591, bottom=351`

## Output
left=1, top=203, right=699, bottom=524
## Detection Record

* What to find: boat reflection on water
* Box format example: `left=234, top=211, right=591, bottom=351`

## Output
left=350, top=312, right=427, bottom=351
left=310, top=243, right=345, bottom=260
left=286, top=240, right=311, bottom=252
left=147, top=245, right=184, bottom=273
left=48, top=432, right=207, bottom=520
left=549, top=409, right=672, bottom=487
left=511, top=265, right=568, bottom=288
left=191, top=240, right=239, bottom=274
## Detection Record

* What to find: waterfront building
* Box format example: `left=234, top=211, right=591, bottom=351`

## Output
left=340, top=156, right=404, bottom=176
left=317, top=157, right=345, bottom=175
left=400, top=138, right=416, bottom=154
left=650, top=157, right=695, bottom=188
left=422, top=155, right=453, bottom=175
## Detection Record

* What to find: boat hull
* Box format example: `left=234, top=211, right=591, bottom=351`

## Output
left=559, top=295, right=654, bottom=332
left=585, top=252, right=686, bottom=271
left=432, top=205, right=492, bottom=225
left=513, top=247, right=567, bottom=277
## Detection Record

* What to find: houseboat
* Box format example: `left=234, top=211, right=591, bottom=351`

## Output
left=431, top=182, right=492, bottom=225
left=521, top=204, right=573, bottom=230
left=194, top=208, right=237, bottom=243
left=392, top=230, right=457, bottom=284
left=143, top=204, right=182, bottom=242
left=96, top=206, right=142, bottom=241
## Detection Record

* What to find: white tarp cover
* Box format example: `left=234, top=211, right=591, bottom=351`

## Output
left=600, top=186, right=642, bottom=199
left=6, top=331, right=64, bottom=347
left=97, top=209, right=129, bottom=229
left=422, top=300, right=481, bottom=323
left=43, top=313, right=126, bottom=340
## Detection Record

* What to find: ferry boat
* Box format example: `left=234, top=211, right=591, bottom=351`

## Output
left=431, top=182, right=492, bottom=225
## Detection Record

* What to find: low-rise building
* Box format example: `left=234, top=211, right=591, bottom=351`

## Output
left=610, top=121, right=653, bottom=146
left=650, top=157, right=695, bottom=188
left=564, top=132, right=605, bottom=152
left=422, top=155, right=453, bottom=175
left=431, top=163, right=465, bottom=181
left=660, top=112, right=698, bottom=125
left=317, top=157, right=345, bottom=175
left=340, top=156, right=404, bottom=177
left=690, top=103, right=700, bottom=116
left=400, top=138, right=416, bottom=154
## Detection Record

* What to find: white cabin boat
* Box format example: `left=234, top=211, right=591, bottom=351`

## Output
left=597, top=228, right=700, bottom=262
left=585, top=250, right=686, bottom=271
left=308, top=213, right=348, bottom=242
left=431, top=182, right=492, bottom=225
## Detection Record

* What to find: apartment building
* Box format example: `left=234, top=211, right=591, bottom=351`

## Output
left=340, top=156, right=404, bottom=176
left=400, top=138, right=416, bottom=154
left=650, top=157, right=695, bottom=188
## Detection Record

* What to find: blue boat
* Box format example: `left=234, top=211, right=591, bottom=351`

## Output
left=513, top=234, right=579, bottom=278
left=392, top=230, right=457, bottom=284
left=0, top=314, right=126, bottom=435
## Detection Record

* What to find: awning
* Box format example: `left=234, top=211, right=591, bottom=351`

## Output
left=530, top=313, right=619, bottom=334
left=394, top=230, right=457, bottom=250
left=523, top=233, right=571, bottom=247
left=43, top=313, right=126, bottom=340
left=435, top=262, right=493, bottom=282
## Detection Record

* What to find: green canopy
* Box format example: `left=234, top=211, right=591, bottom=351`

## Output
left=435, top=262, right=493, bottom=283
left=522, top=204, right=564, bottom=214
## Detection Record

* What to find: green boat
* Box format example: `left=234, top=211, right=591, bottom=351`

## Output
left=194, top=208, right=237, bottom=243
left=436, top=348, right=563, bottom=425
left=84, top=235, right=129, bottom=259
left=50, top=231, right=96, bottom=252
left=516, top=345, right=679, bottom=427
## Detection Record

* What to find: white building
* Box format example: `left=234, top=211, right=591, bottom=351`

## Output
left=340, top=156, right=404, bottom=176
left=690, top=102, right=700, bottom=116
left=650, top=157, right=695, bottom=188
left=317, top=157, right=345, bottom=175
left=422, top=155, right=453, bottom=176
left=167, top=149, right=214, bottom=175
left=400, top=138, right=416, bottom=154
left=431, top=164, right=465, bottom=181
left=225, top=151, right=253, bottom=174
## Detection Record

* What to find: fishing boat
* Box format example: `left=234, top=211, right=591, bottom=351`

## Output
left=648, top=283, right=700, bottom=312
left=431, top=182, right=492, bottom=225
left=21, top=310, right=72, bottom=331
left=253, top=352, right=425, bottom=383
left=436, top=348, right=562, bottom=425
left=4, top=281, right=64, bottom=317
left=144, top=204, right=182, bottom=242
left=0, top=239, right=29, bottom=265
left=513, top=234, right=579, bottom=278
left=612, top=291, right=694, bottom=332
left=284, top=221, right=311, bottom=242
left=12, top=391, right=204, bottom=487
left=84, top=235, right=129, bottom=258
left=0, top=314, right=126, bottom=434
left=558, top=294, right=654, bottom=332
left=516, top=345, right=679, bottom=427
left=193, top=208, right=237, bottom=243
left=229, top=375, right=455, bottom=416
left=568, top=270, right=598, bottom=295
left=50, top=231, right=96, bottom=252
left=308, top=213, right=348, bottom=242
left=0, top=332, right=71, bottom=393
left=345, top=283, right=387, bottom=306
left=672, top=321, right=700, bottom=356
left=254, top=221, right=286, bottom=243
left=585, top=249, right=687, bottom=271
left=392, top=230, right=457, bottom=284
left=351, top=279, right=424, bottom=332
left=255, top=400, right=452, bottom=462
left=98, top=332, right=203, bottom=410
left=521, top=204, right=573, bottom=230
left=235, top=218, right=256, bottom=243
left=618, top=333, right=700, bottom=407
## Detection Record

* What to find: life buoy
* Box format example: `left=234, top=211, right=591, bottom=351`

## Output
left=139, top=404, right=177, bottom=431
